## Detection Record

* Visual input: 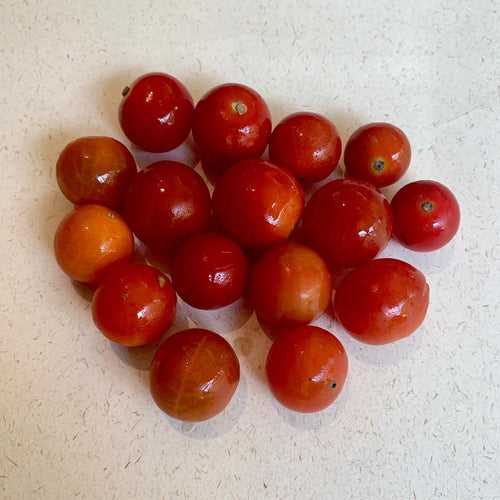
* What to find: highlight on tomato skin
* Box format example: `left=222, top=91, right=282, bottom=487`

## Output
left=150, top=329, right=240, bottom=422
left=119, top=72, right=194, bottom=153
left=250, top=242, right=332, bottom=331
left=92, top=263, right=176, bottom=347
left=302, top=178, right=393, bottom=270
left=391, top=180, right=460, bottom=252
left=171, top=232, right=249, bottom=310
left=266, top=325, right=348, bottom=413
left=344, top=122, right=411, bottom=188
left=269, top=112, right=342, bottom=183
left=54, top=204, right=134, bottom=285
left=212, top=159, right=304, bottom=249
left=56, top=136, right=137, bottom=210
left=334, top=258, right=430, bottom=345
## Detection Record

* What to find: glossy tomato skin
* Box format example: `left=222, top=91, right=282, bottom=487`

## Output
left=150, top=329, right=240, bottom=421
left=212, top=160, right=304, bottom=249
left=123, top=161, right=211, bottom=253
left=266, top=325, right=348, bottom=413
left=302, top=178, right=392, bottom=269
left=391, top=180, right=460, bottom=251
left=269, top=112, right=342, bottom=182
left=56, top=136, right=137, bottom=210
left=192, top=83, right=272, bottom=175
left=54, top=204, right=134, bottom=284
left=250, top=242, right=331, bottom=330
left=119, top=72, right=194, bottom=153
left=344, top=123, right=411, bottom=187
left=172, top=233, right=248, bottom=310
left=334, top=258, right=429, bottom=345
left=92, top=263, right=176, bottom=346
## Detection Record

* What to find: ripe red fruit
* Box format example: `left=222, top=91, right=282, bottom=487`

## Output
left=56, top=136, right=137, bottom=210
left=123, top=161, right=211, bottom=254
left=119, top=72, right=194, bottom=153
left=334, top=258, right=430, bottom=345
left=344, top=123, right=411, bottom=187
left=269, top=112, right=342, bottom=182
left=192, top=83, right=271, bottom=176
left=54, top=204, right=134, bottom=284
left=150, top=329, right=240, bottom=421
left=92, top=263, right=176, bottom=347
left=391, top=180, right=460, bottom=251
left=212, top=159, right=304, bottom=249
left=172, top=233, right=248, bottom=310
left=302, top=178, right=392, bottom=269
left=250, top=242, right=331, bottom=330
left=266, top=325, right=348, bottom=413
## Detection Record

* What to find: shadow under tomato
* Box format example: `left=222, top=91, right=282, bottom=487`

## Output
left=162, top=374, right=248, bottom=440
left=71, top=280, right=95, bottom=302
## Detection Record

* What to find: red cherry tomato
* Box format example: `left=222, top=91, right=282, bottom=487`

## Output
left=344, top=122, right=411, bottom=187
left=92, top=263, right=176, bottom=347
left=172, top=233, right=248, bottom=310
left=391, top=180, right=460, bottom=251
left=302, top=178, right=392, bottom=269
left=250, top=242, right=331, bottom=330
left=123, top=161, right=211, bottom=253
left=212, top=160, right=304, bottom=249
left=269, top=112, right=342, bottom=182
left=119, top=73, right=194, bottom=153
left=192, top=83, right=272, bottom=175
left=54, top=204, right=134, bottom=284
left=266, top=325, right=348, bottom=413
left=56, top=136, right=137, bottom=210
left=150, top=329, right=240, bottom=421
left=334, top=258, right=429, bottom=345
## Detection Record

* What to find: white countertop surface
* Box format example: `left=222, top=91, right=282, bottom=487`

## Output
left=1, top=1, right=499, bottom=499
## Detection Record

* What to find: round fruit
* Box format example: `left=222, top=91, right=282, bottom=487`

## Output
left=334, top=258, right=430, bottom=345
left=250, top=242, right=331, bottom=330
left=302, top=178, right=392, bottom=269
left=150, top=329, right=240, bottom=421
left=172, top=233, right=248, bottom=310
left=192, top=83, right=271, bottom=174
left=119, top=72, right=194, bottom=153
left=391, top=180, right=460, bottom=251
left=56, top=136, right=137, bottom=210
left=123, top=161, right=211, bottom=253
left=213, top=160, right=304, bottom=249
left=92, top=263, right=176, bottom=346
left=344, top=122, right=411, bottom=187
left=269, top=112, right=342, bottom=182
left=266, top=325, right=348, bottom=413
left=54, top=204, right=134, bottom=284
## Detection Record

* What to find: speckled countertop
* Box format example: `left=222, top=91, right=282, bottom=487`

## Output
left=1, top=1, right=499, bottom=499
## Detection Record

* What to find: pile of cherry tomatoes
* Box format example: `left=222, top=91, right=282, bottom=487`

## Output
left=54, top=72, right=460, bottom=422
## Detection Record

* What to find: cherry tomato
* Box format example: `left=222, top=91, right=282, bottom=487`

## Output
left=302, top=178, right=392, bottom=269
left=54, top=204, right=134, bottom=284
left=266, top=325, right=348, bottom=413
left=250, top=242, right=331, bottom=330
left=334, top=258, right=429, bottom=345
left=172, top=233, right=248, bottom=310
left=391, top=180, right=460, bottom=251
left=269, top=112, right=342, bottom=182
left=119, top=72, right=194, bottom=153
left=92, top=263, right=176, bottom=346
left=150, top=328, right=240, bottom=421
left=344, top=122, right=411, bottom=187
left=212, top=160, right=304, bottom=249
left=192, top=83, right=271, bottom=175
left=123, top=161, right=211, bottom=253
left=56, top=136, right=137, bottom=210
